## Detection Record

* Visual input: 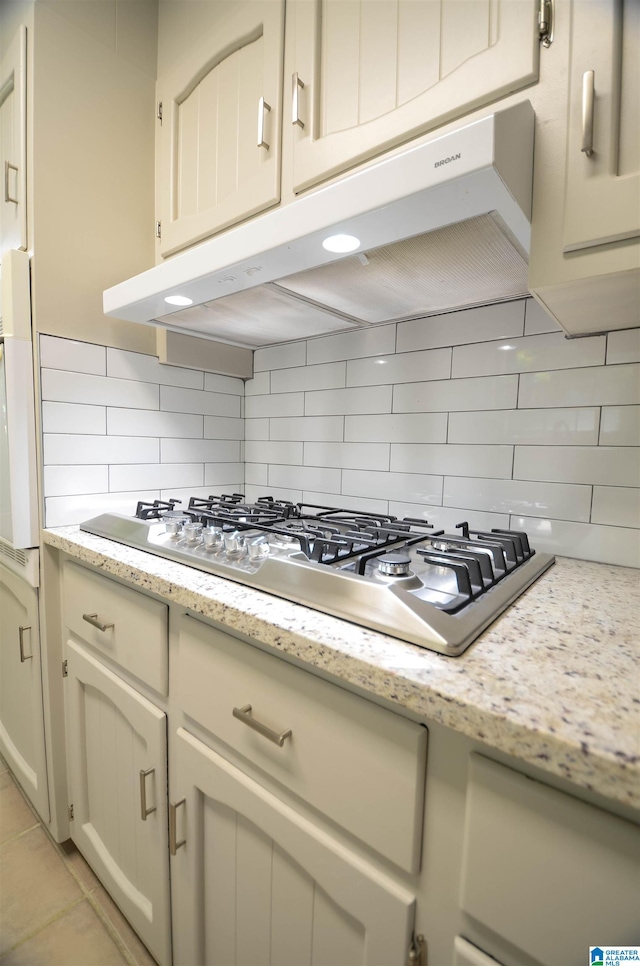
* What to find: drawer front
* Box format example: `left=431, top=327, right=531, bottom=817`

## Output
left=178, top=614, right=427, bottom=873
left=62, top=562, right=168, bottom=696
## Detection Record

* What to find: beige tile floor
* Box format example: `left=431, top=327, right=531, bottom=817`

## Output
left=0, top=756, right=159, bottom=966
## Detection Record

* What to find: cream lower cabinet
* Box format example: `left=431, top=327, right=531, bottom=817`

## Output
left=0, top=560, right=49, bottom=821
left=64, top=640, right=171, bottom=966
left=287, top=0, right=540, bottom=192
left=170, top=727, right=417, bottom=966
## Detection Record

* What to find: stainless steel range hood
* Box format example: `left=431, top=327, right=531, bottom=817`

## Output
left=104, top=101, right=534, bottom=349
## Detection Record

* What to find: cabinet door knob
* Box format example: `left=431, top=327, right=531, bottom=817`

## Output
left=82, top=613, right=115, bottom=632
left=18, top=625, right=32, bottom=662
left=581, top=70, right=595, bottom=158
left=233, top=703, right=292, bottom=747
left=292, top=72, right=305, bottom=129
left=257, top=96, right=271, bottom=150
left=169, top=798, right=186, bottom=855
left=139, top=768, right=157, bottom=821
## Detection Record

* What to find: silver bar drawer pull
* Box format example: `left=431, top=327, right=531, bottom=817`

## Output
left=139, top=768, right=156, bottom=821
left=581, top=70, right=595, bottom=157
left=233, top=704, right=292, bottom=747
left=18, top=625, right=32, bottom=662
left=292, top=72, right=305, bottom=128
left=257, top=96, right=271, bottom=150
left=82, top=613, right=115, bottom=632
left=4, top=161, right=18, bottom=204
left=169, top=798, right=186, bottom=855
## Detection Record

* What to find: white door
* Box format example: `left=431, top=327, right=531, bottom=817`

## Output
left=157, top=0, right=284, bottom=257
left=0, top=561, right=49, bottom=821
left=64, top=640, right=171, bottom=966
left=562, top=0, right=640, bottom=252
left=289, top=0, right=539, bottom=192
left=171, top=726, right=417, bottom=966
left=0, top=25, right=27, bottom=255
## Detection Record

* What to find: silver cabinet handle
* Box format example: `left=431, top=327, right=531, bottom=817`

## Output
left=4, top=161, right=18, bottom=204
left=292, top=72, right=305, bottom=128
left=257, top=96, right=271, bottom=150
left=18, top=625, right=32, bottom=662
left=169, top=798, right=186, bottom=855
left=581, top=70, right=595, bottom=157
left=233, top=703, right=292, bottom=747
left=139, top=768, right=156, bottom=821
left=82, top=613, right=115, bottom=632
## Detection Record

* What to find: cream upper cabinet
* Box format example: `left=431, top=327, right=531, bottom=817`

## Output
left=563, top=0, right=639, bottom=252
left=156, top=0, right=285, bottom=258
left=0, top=24, right=27, bottom=255
left=287, top=0, right=540, bottom=193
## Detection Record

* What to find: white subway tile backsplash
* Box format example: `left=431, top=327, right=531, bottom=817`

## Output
left=304, top=441, right=390, bottom=471
left=45, top=490, right=160, bottom=527
left=245, top=484, right=303, bottom=503
left=109, top=463, right=204, bottom=492
left=305, top=386, right=392, bottom=415
left=271, top=362, right=346, bottom=393
left=342, top=470, right=442, bottom=505
left=397, top=301, right=525, bottom=352
left=394, top=375, right=518, bottom=413
left=107, top=348, right=203, bottom=389
left=345, top=413, right=447, bottom=443
left=40, top=335, right=106, bottom=375
left=347, top=348, right=451, bottom=387
left=44, top=434, right=158, bottom=466
left=204, top=463, right=244, bottom=486
left=448, top=408, right=600, bottom=446
left=43, top=465, right=109, bottom=498
left=443, top=477, right=592, bottom=523
left=244, top=418, right=270, bottom=440
left=514, top=446, right=640, bottom=487
left=519, top=364, right=640, bottom=408
left=203, top=416, right=244, bottom=440
left=591, top=487, right=640, bottom=529
left=391, top=443, right=513, bottom=479
left=245, top=372, right=270, bottom=396
left=245, top=393, right=304, bottom=418
left=510, top=516, right=640, bottom=568
left=599, top=406, right=640, bottom=446
left=306, top=324, right=396, bottom=365
left=524, top=299, right=562, bottom=335
left=160, top=385, right=240, bottom=417
left=452, top=332, right=606, bottom=379
left=107, top=408, right=204, bottom=438
left=245, top=441, right=303, bottom=465
left=42, top=401, right=106, bottom=435
left=388, top=502, right=510, bottom=531
left=245, top=463, right=269, bottom=486
left=203, top=372, right=244, bottom=395
left=268, top=464, right=341, bottom=494
left=42, top=369, right=160, bottom=409
left=254, top=341, right=306, bottom=371
left=161, top=438, right=241, bottom=463
left=305, top=491, right=389, bottom=515
left=607, top=328, right=640, bottom=365
left=270, top=416, right=344, bottom=442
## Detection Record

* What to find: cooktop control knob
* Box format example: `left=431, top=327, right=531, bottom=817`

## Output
left=377, top=551, right=411, bottom=577
left=183, top=522, right=203, bottom=545
left=248, top=536, right=269, bottom=560
left=224, top=530, right=246, bottom=556
left=203, top=526, right=223, bottom=550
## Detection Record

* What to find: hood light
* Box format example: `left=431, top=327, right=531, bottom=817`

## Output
left=164, top=295, right=194, bottom=306
left=322, top=233, right=361, bottom=253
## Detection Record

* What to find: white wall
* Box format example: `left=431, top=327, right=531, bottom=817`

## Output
left=245, top=299, right=640, bottom=568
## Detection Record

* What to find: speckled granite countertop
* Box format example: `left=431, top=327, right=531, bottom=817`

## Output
left=43, top=526, right=640, bottom=811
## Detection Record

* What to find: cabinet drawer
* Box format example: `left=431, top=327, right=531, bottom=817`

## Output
left=62, top=562, right=168, bottom=696
left=177, top=614, right=427, bottom=873
left=461, top=755, right=640, bottom=965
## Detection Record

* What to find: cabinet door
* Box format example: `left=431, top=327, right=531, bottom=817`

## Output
left=0, top=563, right=49, bottom=821
left=157, top=0, right=284, bottom=257
left=563, top=0, right=640, bottom=252
left=64, top=640, right=171, bottom=966
left=0, top=24, right=27, bottom=255
left=171, top=727, right=417, bottom=966
left=289, top=0, right=539, bottom=192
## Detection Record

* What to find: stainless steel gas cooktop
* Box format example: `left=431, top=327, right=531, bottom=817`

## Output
left=80, top=494, right=555, bottom=656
